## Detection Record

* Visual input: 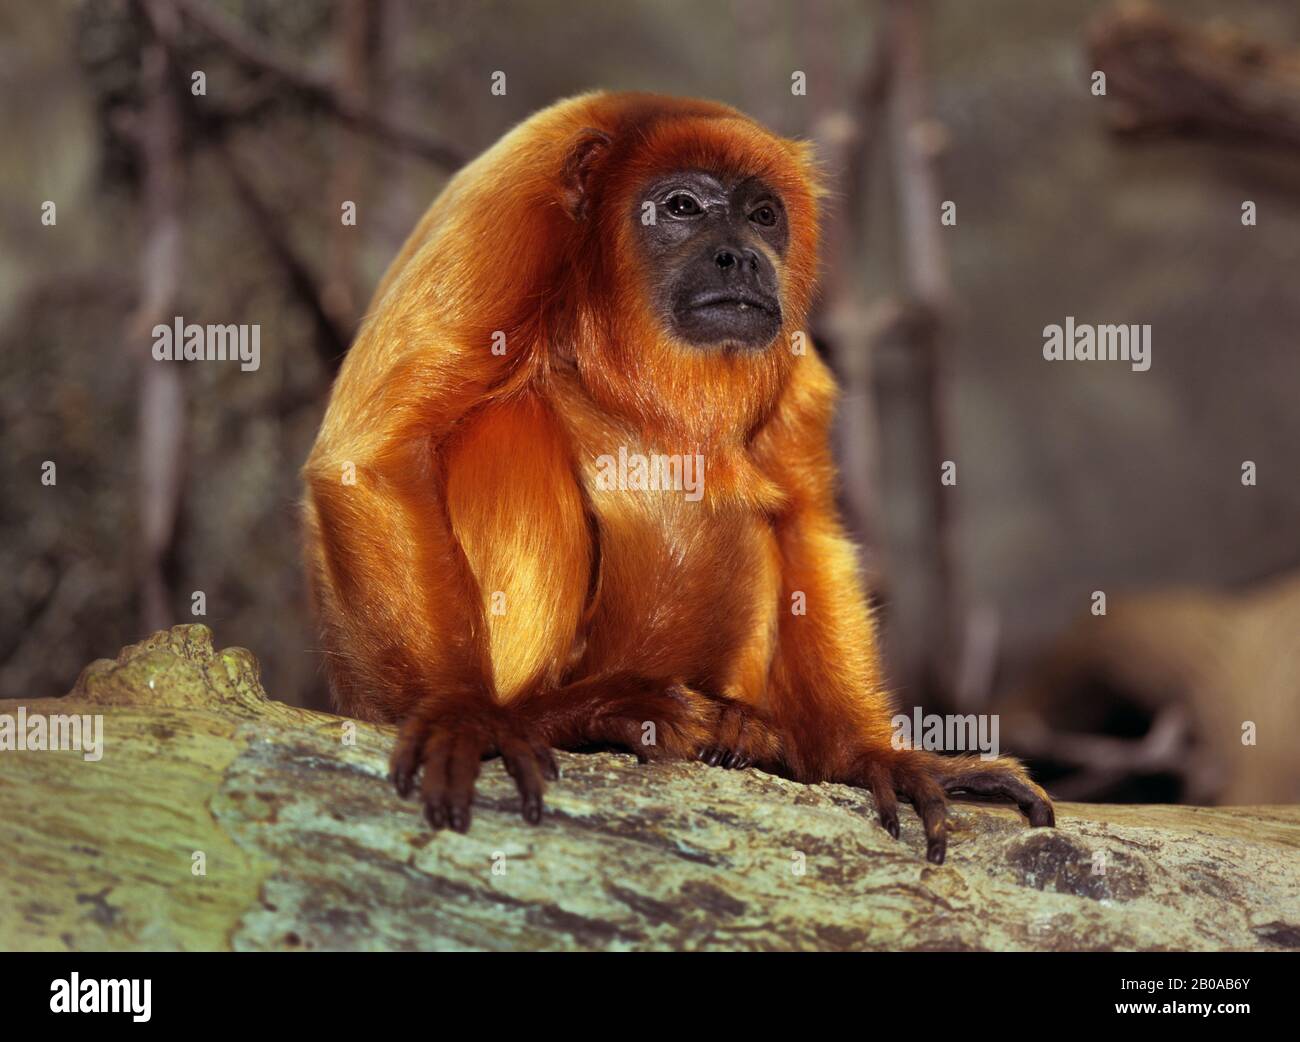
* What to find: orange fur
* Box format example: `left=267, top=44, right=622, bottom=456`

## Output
left=302, top=92, right=1053, bottom=857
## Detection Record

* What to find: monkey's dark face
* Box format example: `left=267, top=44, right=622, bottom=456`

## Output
left=635, top=171, right=788, bottom=351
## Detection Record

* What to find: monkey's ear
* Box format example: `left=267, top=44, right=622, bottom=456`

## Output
left=560, top=128, right=611, bottom=221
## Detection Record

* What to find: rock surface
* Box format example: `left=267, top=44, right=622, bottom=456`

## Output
left=0, top=625, right=1296, bottom=951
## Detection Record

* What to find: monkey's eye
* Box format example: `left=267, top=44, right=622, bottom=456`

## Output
left=749, top=204, right=778, bottom=227
left=664, top=193, right=704, bottom=218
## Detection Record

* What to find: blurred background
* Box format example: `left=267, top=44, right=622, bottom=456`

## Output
left=1, top=0, right=1297, bottom=805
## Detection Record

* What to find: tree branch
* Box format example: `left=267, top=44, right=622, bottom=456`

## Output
left=1089, top=2, right=1300, bottom=150
left=212, top=139, right=352, bottom=373
left=170, top=0, right=466, bottom=168
left=808, top=15, right=895, bottom=583
left=881, top=0, right=961, bottom=701
left=132, top=0, right=188, bottom=634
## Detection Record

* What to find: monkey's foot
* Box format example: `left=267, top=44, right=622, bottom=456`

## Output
left=390, top=700, right=558, bottom=833
left=856, top=749, right=1054, bottom=865
left=698, top=701, right=781, bottom=770
left=518, top=674, right=720, bottom=763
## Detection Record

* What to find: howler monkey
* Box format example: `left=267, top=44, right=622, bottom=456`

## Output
left=302, top=92, right=1054, bottom=863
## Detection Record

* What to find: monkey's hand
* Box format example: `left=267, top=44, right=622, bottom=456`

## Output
left=390, top=699, right=558, bottom=833
left=853, top=748, right=1055, bottom=865
left=698, top=701, right=782, bottom=770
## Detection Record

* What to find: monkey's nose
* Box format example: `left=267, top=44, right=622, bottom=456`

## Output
left=714, top=247, right=759, bottom=272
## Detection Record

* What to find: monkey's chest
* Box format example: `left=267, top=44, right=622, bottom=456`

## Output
left=576, top=485, right=781, bottom=694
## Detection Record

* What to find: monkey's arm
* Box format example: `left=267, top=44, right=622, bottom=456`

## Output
left=753, top=354, right=1054, bottom=863
left=303, top=329, right=562, bottom=830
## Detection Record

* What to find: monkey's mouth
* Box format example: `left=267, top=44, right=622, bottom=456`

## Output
left=670, top=287, right=783, bottom=349
left=679, top=289, right=781, bottom=319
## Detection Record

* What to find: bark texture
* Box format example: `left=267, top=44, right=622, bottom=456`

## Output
left=0, top=625, right=1296, bottom=951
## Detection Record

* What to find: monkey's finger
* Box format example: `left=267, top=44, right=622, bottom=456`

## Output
left=444, top=734, right=483, bottom=833
left=501, top=739, right=556, bottom=782
left=945, top=772, right=1056, bottom=828
left=716, top=705, right=744, bottom=750
left=903, top=771, right=949, bottom=865
left=1027, top=792, right=1055, bottom=829
left=532, top=742, right=560, bottom=781
left=391, top=715, right=434, bottom=797
left=700, top=747, right=726, bottom=767
left=418, top=732, right=454, bottom=830
left=865, top=762, right=900, bottom=840
left=501, top=739, right=547, bottom=825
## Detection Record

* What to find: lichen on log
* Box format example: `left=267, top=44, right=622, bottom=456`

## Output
left=0, top=625, right=1296, bottom=951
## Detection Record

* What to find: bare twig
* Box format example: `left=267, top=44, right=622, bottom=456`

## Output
left=1014, top=705, right=1192, bottom=801
left=809, top=15, right=895, bottom=581
left=133, top=0, right=187, bottom=633
left=880, top=0, right=961, bottom=700
left=136, top=3, right=351, bottom=373
left=888, top=0, right=952, bottom=312
left=322, top=0, right=381, bottom=332
left=170, top=0, right=465, bottom=168
left=212, top=139, right=351, bottom=373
